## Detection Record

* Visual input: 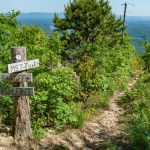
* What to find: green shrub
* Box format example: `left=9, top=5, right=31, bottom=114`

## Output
left=32, top=118, right=45, bottom=141
left=30, top=67, right=80, bottom=130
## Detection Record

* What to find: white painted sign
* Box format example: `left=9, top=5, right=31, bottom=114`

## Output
left=0, top=87, right=34, bottom=96
left=8, top=59, right=39, bottom=73
left=0, top=73, right=32, bottom=82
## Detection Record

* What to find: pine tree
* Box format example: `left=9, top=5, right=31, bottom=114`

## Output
left=54, top=0, right=124, bottom=60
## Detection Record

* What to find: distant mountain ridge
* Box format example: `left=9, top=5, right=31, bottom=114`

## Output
left=17, top=12, right=150, bottom=54
left=17, top=12, right=64, bottom=19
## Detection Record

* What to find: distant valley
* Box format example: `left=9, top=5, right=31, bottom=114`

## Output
left=17, top=13, right=64, bottom=35
left=126, top=16, right=150, bottom=54
left=17, top=13, right=150, bottom=54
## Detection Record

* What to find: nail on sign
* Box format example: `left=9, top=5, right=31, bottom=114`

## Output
left=0, top=87, right=34, bottom=96
left=0, top=73, right=32, bottom=82
left=8, top=59, right=39, bottom=73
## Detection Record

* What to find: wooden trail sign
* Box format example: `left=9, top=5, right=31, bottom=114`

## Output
left=0, top=73, right=32, bottom=82
left=0, top=47, right=39, bottom=141
left=8, top=59, right=39, bottom=73
left=0, top=87, right=34, bottom=96
left=9, top=47, right=37, bottom=141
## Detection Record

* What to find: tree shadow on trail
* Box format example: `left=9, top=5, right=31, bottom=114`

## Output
left=82, top=129, right=132, bottom=150
left=40, top=144, right=69, bottom=150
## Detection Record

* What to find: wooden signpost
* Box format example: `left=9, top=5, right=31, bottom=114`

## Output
left=0, top=47, right=39, bottom=141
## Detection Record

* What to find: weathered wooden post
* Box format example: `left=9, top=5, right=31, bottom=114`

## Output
left=10, top=47, right=32, bottom=141
left=0, top=47, right=39, bottom=141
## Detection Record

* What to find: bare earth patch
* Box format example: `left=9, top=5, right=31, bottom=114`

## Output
left=0, top=79, right=137, bottom=150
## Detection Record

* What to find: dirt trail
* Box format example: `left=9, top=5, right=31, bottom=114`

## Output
left=0, top=79, right=137, bottom=150
left=39, top=79, right=137, bottom=150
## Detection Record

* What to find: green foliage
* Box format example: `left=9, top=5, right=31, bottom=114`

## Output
left=16, top=26, right=48, bottom=57
left=32, top=118, right=45, bottom=141
left=74, top=35, right=137, bottom=101
left=0, top=82, right=13, bottom=125
left=143, top=42, right=150, bottom=72
left=0, top=95, right=12, bottom=125
left=120, top=74, right=150, bottom=149
left=30, top=67, right=80, bottom=129
left=0, top=11, right=20, bottom=71
left=0, top=11, right=20, bottom=27
left=97, top=140, right=118, bottom=150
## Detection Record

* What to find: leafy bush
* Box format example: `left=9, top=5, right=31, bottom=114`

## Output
left=30, top=67, right=80, bottom=129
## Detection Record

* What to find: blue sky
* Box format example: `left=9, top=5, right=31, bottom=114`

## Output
left=0, top=0, right=150, bottom=16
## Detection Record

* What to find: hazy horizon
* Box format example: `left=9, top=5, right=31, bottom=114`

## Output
left=0, top=0, right=150, bottom=16
left=17, top=12, right=150, bottom=18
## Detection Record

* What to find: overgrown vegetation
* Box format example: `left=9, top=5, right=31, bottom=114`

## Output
left=120, top=74, right=150, bottom=150
left=119, top=43, right=150, bottom=149
left=143, top=42, right=150, bottom=72
left=0, top=0, right=139, bottom=140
